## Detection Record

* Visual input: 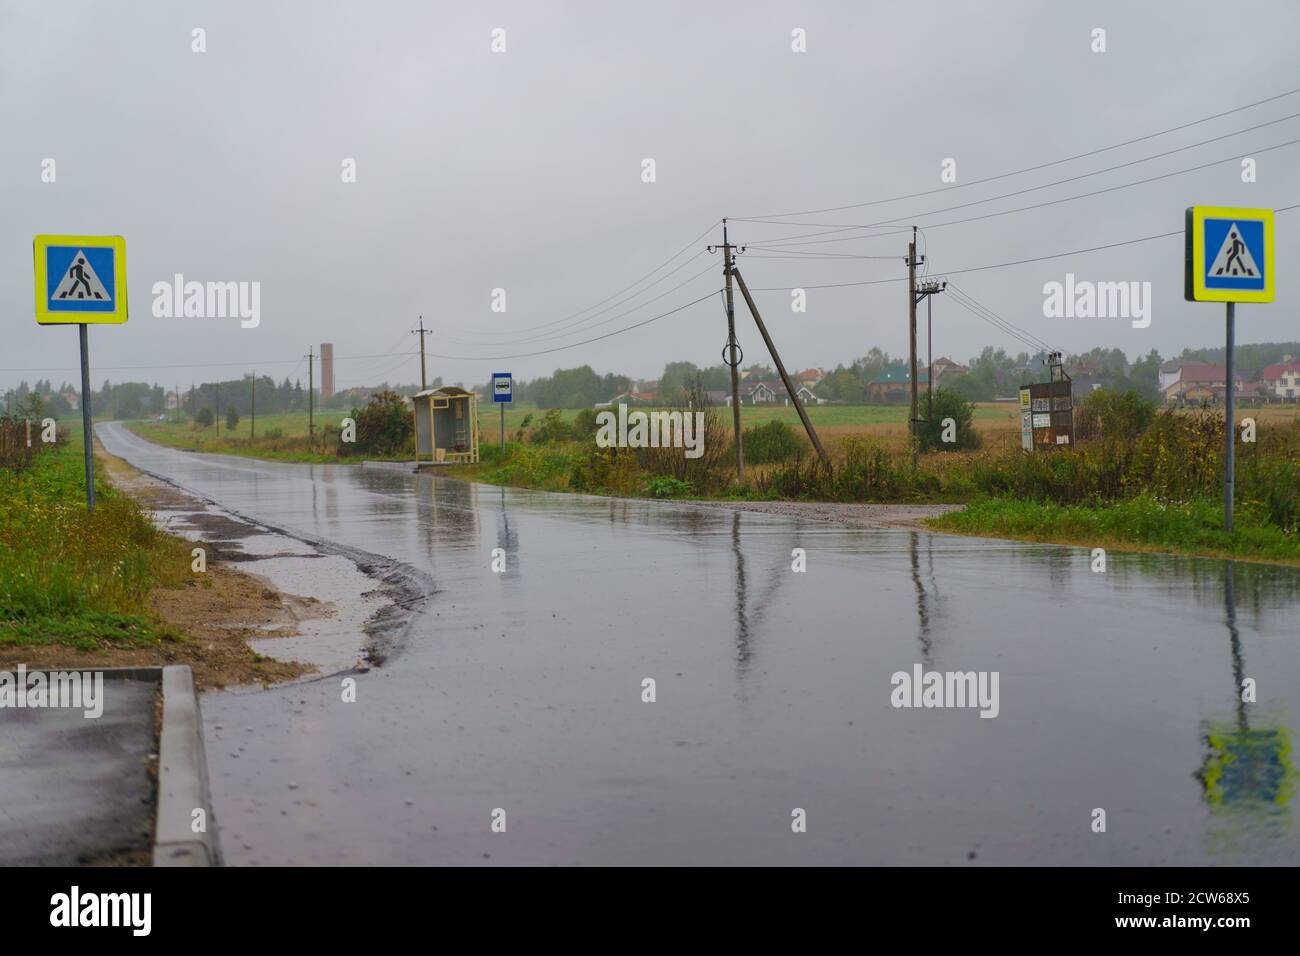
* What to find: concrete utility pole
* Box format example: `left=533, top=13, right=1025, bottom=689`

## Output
left=709, top=220, right=745, bottom=478
left=411, top=316, right=431, bottom=392
left=916, top=279, right=946, bottom=423
left=250, top=370, right=256, bottom=441
left=306, top=348, right=315, bottom=438
left=215, top=381, right=221, bottom=437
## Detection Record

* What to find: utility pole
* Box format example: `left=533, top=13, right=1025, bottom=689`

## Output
left=916, top=279, right=946, bottom=423
left=411, top=316, right=431, bottom=391
left=906, top=227, right=920, bottom=468
left=708, top=220, right=744, bottom=478
left=250, top=370, right=256, bottom=441
left=306, top=348, right=315, bottom=439
left=731, top=267, right=832, bottom=471
left=175, top=384, right=180, bottom=423
left=215, top=381, right=220, bottom=437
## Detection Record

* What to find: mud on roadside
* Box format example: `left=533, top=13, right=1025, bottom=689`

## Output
left=0, top=444, right=421, bottom=691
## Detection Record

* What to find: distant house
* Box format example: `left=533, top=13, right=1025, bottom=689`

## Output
left=927, top=356, right=968, bottom=388
left=704, top=390, right=732, bottom=407
left=1066, top=360, right=1104, bottom=397
left=746, top=381, right=780, bottom=404
left=595, top=391, right=633, bottom=408
left=796, top=368, right=824, bottom=388
left=1163, top=363, right=1241, bottom=404
left=795, top=384, right=823, bottom=405
left=1261, top=360, right=1300, bottom=400
left=868, top=365, right=926, bottom=403
left=60, top=387, right=79, bottom=411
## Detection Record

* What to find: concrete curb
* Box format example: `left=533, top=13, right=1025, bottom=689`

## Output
left=153, top=665, right=221, bottom=867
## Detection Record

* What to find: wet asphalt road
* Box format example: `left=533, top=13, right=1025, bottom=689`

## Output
left=99, top=422, right=1300, bottom=866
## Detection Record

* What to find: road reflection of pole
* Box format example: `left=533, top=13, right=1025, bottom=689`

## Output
left=909, top=531, right=933, bottom=665
left=496, top=485, right=519, bottom=576
left=732, top=511, right=750, bottom=673
left=1196, top=560, right=1295, bottom=858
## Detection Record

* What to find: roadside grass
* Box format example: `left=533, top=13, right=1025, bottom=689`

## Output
left=128, top=413, right=375, bottom=463
left=928, top=494, right=1300, bottom=565
left=0, top=423, right=193, bottom=650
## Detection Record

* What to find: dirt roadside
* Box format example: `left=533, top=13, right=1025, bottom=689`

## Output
left=0, top=445, right=318, bottom=691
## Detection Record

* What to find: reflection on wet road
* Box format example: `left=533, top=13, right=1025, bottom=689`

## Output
left=98, top=423, right=1300, bottom=865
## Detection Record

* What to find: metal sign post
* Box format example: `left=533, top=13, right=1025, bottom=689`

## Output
left=78, top=324, right=95, bottom=512
left=33, top=234, right=129, bottom=513
left=1184, top=205, right=1274, bottom=534
left=1224, top=303, right=1235, bottom=531
left=492, top=372, right=512, bottom=449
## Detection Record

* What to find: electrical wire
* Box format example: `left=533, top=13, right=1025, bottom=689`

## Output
left=736, top=87, right=1300, bottom=219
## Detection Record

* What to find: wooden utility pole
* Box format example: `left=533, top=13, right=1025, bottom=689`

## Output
left=250, top=370, right=256, bottom=441
left=907, top=227, right=919, bottom=468
left=306, top=348, right=315, bottom=438
left=411, top=316, right=431, bottom=391
left=709, top=221, right=745, bottom=478
left=732, top=267, right=832, bottom=471
left=215, top=381, right=221, bottom=437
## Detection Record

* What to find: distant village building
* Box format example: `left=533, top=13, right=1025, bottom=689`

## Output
left=868, top=365, right=926, bottom=403
left=927, top=357, right=968, bottom=388
left=1162, top=363, right=1244, bottom=404
left=1260, top=359, right=1300, bottom=400
left=1065, top=360, right=1104, bottom=397
left=60, top=387, right=79, bottom=411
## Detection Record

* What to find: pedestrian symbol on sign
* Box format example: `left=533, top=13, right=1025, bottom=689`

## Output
left=1208, top=225, right=1259, bottom=278
left=54, top=252, right=110, bottom=301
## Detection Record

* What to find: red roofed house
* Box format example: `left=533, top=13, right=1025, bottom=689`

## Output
left=1261, top=360, right=1300, bottom=400
left=1163, top=363, right=1243, bottom=404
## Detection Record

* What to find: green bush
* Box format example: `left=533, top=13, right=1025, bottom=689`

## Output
left=195, top=407, right=214, bottom=427
left=1078, top=388, right=1156, bottom=444
left=918, top=387, right=980, bottom=452
left=645, top=475, right=692, bottom=498
left=742, top=419, right=803, bottom=464
left=346, top=390, right=413, bottom=456
left=528, top=409, right=572, bottom=444
left=225, top=406, right=240, bottom=430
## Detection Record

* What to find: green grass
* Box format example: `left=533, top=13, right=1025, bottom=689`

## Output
left=928, top=494, right=1300, bottom=564
left=0, top=422, right=190, bottom=650
left=129, top=412, right=374, bottom=464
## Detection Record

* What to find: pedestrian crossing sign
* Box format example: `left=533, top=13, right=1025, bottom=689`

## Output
left=34, top=234, right=128, bottom=324
left=1185, top=207, right=1274, bottom=303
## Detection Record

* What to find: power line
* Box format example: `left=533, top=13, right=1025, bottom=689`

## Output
left=418, top=291, right=720, bottom=361
left=744, top=202, right=1300, bottom=292
left=435, top=253, right=717, bottom=346
left=738, top=136, right=1300, bottom=256
left=737, top=87, right=1300, bottom=219
left=946, top=282, right=1056, bottom=354
left=434, top=219, right=720, bottom=339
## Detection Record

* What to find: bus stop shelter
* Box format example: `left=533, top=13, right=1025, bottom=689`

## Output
left=413, top=386, right=479, bottom=464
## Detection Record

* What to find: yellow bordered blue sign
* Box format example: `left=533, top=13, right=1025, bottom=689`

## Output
left=1184, top=207, right=1274, bottom=303
left=34, top=234, right=128, bottom=324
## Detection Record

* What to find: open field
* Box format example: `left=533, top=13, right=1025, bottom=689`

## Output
left=134, top=401, right=1300, bottom=461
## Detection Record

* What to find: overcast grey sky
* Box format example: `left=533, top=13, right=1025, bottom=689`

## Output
left=3, top=0, right=1298, bottom=393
